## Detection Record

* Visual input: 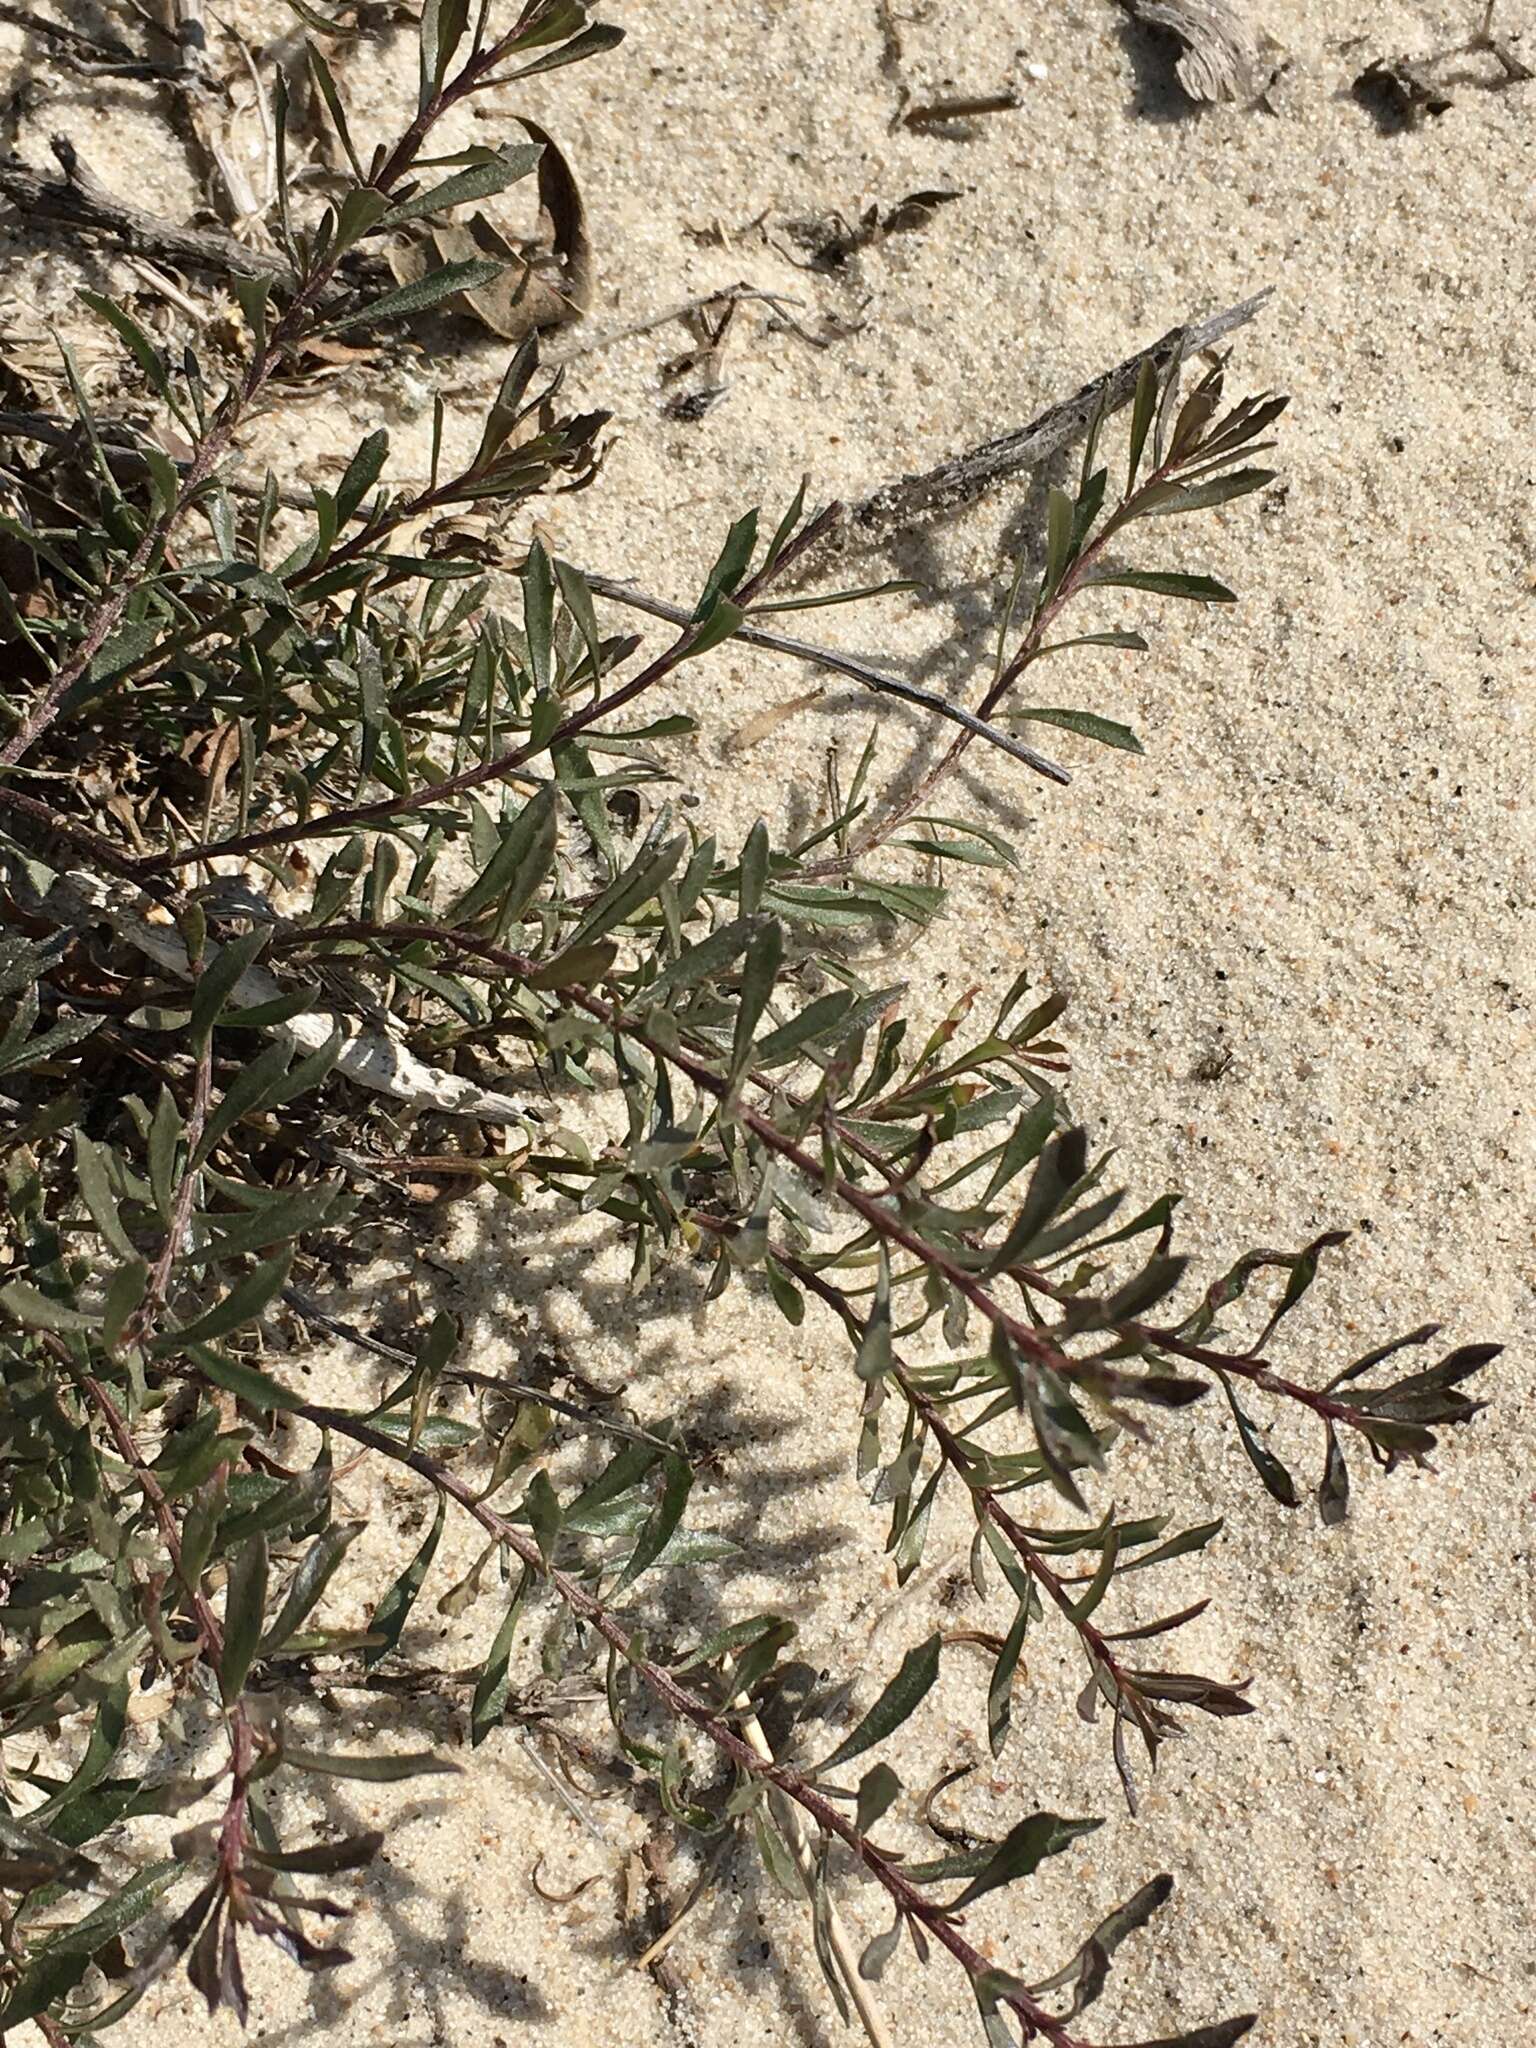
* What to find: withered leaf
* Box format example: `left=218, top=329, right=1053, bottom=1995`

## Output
left=780, top=189, right=960, bottom=271
left=387, top=119, right=591, bottom=341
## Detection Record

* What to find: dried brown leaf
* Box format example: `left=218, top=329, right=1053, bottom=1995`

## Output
left=728, top=688, right=824, bottom=753
left=390, top=119, right=591, bottom=341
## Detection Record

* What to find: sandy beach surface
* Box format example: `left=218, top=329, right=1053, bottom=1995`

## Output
left=1, top=2, right=1531, bottom=2044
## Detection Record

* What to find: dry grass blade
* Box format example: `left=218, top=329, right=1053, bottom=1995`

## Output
left=840, top=290, right=1272, bottom=538
left=723, top=1656, right=895, bottom=2048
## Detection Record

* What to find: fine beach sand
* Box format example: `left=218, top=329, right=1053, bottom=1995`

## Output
left=1, top=3, right=1532, bottom=2045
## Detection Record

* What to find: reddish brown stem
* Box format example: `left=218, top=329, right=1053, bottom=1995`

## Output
left=272, top=914, right=1389, bottom=1447
left=784, top=1252, right=1133, bottom=1682
left=131, top=503, right=844, bottom=878
left=812, top=455, right=1184, bottom=876
left=77, top=1368, right=224, bottom=1655
left=286, top=1394, right=1090, bottom=2048
left=0, top=10, right=554, bottom=774
left=0, top=787, right=149, bottom=878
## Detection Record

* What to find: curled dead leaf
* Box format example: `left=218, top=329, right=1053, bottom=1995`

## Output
left=388, top=120, right=592, bottom=341
left=181, top=721, right=242, bottom=821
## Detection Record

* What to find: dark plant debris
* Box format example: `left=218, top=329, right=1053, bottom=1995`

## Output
left=777, top=188, right=962, bottom=272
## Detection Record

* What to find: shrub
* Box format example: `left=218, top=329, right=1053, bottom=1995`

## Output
left=0, top=7, right=1497, bottom=2043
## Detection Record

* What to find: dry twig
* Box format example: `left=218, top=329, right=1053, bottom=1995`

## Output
left=835, top=289, right=1272, bottom=541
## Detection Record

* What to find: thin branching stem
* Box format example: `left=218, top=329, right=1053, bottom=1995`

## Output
left=784, top=1254, right=1137, bottom=1684
left=0, top=9, right=556, bottom=772
left=815, top=454, right=1190, bottom=873
left=286, top=1395, right=1093, bottom=2048
left=130, top=509, right=838, bottom=878
left=279, top=914, right=1393, bottom=1446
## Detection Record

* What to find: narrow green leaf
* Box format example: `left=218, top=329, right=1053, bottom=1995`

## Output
left=751, top=576, right=917, bottom=614
left=855, top=1761, right=901, bottom=1834
left=738, top=819, right=770, bottom=917
left=693, top=510, right=759, bottom=620
left=554, top=560, right=605, bottom=694
left=647, top=915, right=758, bottom=997
left=250, top=1832, right=384, bottom=1876
left=306, top=42, right=364, bottom=178
left=819, top=1632, right=941, bottom=1774
left=1140, top=468, right=1274, bottom=517
left=219, top=1532, right=268, bottom=1703
left=78, top=291, right=171, bottom=401
left=683, top=597, right=745, bottom=662
left=524, top=1471, right=562, bottom=1564
left=1217, top=1375, right=1299, bottom=1507
left=29, top=1683, right=128, bottom=1826
left=326, top=257, right=505, bottom=334
left=380, top=144, right=542, bottom=227
left=1038, top=630, right=1151, bottom=660
left=470, top=1567, right=532, bottom=1745
left=984, top=1127, right=1090, bottom=1275
left=569, top=833, right=686, bottom=949
left=521, top=537, right=556, bottom=693
left=764, top=1257, right=806, bottom=1326
left=0, top=1280, right=95, bottom=1331
left=334, top=185, right=391, bottom=249
left=103, top=1260, right=149, bottom=1350
left=1011, top=707, right=1143, bottom=754
left=185, top=1343, right=304, bottom=1413
left=364, top=1495, right=446, bottom=1665
left=190, top=929, right=271, bottom=1049
left=730, top=916, right=783, bottom=1080
left=197, top=1187, right=349, bottom=1265
left=231, top=273, right=271, bottom=350
left=854, top=1247, right=893, bottom=1383
left=510, top=19, right=626, bottom=77
left=947, top=1812, right=1102, bottom=1912
left=1113, top=1518, right=1223, bottom=1575
left=1318, top=1424, right=1350, bottom=1527
left=988, top=1595, right=1030, bottom=1757
left=1042, top=486, right=1074, bottom=597
left=1024, top=1871, right=1174, bottom=2019
left=1082, top=567, right=1236, bottom=604
left=335, top=427, right=390, bottom=524
left=1027, top=1359, right=1102, bottom=1510
left=1126, top=357, right=1158, bottom=493
left=754, top=1808, right=807, bottom=1898
left=0, top=1859, right=181, bottom=2029
left=260, top=1521, right=362, bottom=1654
left=154, top=1251, right=292, bottom=1352
left=525, top=939, right=616, bottom=989
left=614, top=1451, right=693, bottom=1595
left=419, top=0, right=471, bottom=100
left=448, top=784, right=557, bottom=926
